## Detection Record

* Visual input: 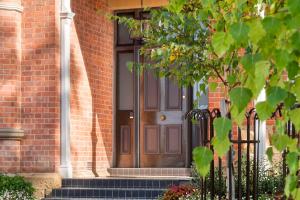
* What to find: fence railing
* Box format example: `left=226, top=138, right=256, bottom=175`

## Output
left=186, top=104, right=299, bottom=200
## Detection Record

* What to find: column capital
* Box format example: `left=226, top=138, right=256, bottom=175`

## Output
left=0, top=2, right=23, bottom=13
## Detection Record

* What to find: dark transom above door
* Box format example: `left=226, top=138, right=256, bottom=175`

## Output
left=115, top=10, right=191, bottom=168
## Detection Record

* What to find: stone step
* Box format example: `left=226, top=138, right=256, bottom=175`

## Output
left=62, top=178, right=190, bottom=189
left=49, top=187, right=165, bottom=199
left=44, top=177, right=191, bottom=199
left=107, top=168, right=191, bottom=177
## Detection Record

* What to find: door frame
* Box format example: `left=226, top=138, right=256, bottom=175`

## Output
left=112, top=9, right=193, bottom=168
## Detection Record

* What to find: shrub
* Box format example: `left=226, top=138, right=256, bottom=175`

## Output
left=190, top=158, right=284, bottom=199
left=159, top=185, right=196, bottom=200
left=0, top=174, right=35, bottom=200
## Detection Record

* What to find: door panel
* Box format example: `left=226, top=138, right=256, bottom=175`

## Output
left=165, top=125, right=182, bottom=154
left=144, top=125, right=160, bottom=154
left=140, top=69, right=188, bottom=167
left=116, top=51, right=135, bottom=168
left=144, top=70, right=160, bottom=111
left=120, top=125, right=131, bottom=154
left=165, top=78, right=182, bottom=110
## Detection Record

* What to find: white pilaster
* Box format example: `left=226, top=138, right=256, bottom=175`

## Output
left=60, top=0, right=74, bottom=178
left=256, top=89, right=267, bottom=160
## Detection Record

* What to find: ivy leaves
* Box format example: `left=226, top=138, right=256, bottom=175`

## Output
left=229, top=22, right=249, bottom=45
left=212, top=32, right=233, bottom=57
left=290, top=108, right=300, bottom=131
left=229, top=87, right=252, bottom=112
left=287, top=0, right=300, bottom=16
left=192, top=147, right=213, bottom=177
left=212, top=117, right=232, bottom=157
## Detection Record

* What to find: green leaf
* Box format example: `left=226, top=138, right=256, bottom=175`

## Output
left=287, top=61, right=299, bottom=80
left=275, top=120, right=286, bottom=135
left=284, top=92, right=297, bottom=108
left=212, top=137, right=231, bottom=158
left=192, top=147, right=213, bottom=177
left=262, top=17, right=282, bottom=35
left=227, top=74, right=237, bottom=85
left=291, top=78, right=300, bottom=100
left=291, top=32, right=300, bottom=50
left=256, top=101, right=274, bottom=121
left=229, top=22, right=249, bottom=44
left=290, top=108, right=300, bottom=132
left=266, top=147, right=273, bottom=163
left=266, top=86, right=288, bottom=106
left=286, top=14, right=300, bottom=29
left=253, top=61, right=269, bottom=97
left=248, top=20, right=266, bottom=44
left=286, top=152, right=299, bottom=174
left=231, top=105, right=246, bottom=126
left=201, top=0, right=216, bottom=8
left=167, top=0, right=185, bottom=12
left=213, top=117, right=232, bottom=139
left=212, top=32, right=234, bottom=57
left=212, top=117, right=232, bottom=157
left=241, top=53, right=262, bottom=75
left=127, top=62, right=134, bottom=72
left=229, top=87, right=253, bottom=112
left=244, top=60, right=269, bottom=97
left=291, top=188, right=300, bottom=200
left=284, top=175, right=298, bottom=197
left=272, top=134, right=291, bottom=152
left=287, top=0, right=300, bottom=16
left=209, top=82, right=218, bottom=92
left=273, top=49, right=290, bottom=70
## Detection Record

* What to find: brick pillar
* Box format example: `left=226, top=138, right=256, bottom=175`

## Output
left=0, top=0, right=24, bottom=173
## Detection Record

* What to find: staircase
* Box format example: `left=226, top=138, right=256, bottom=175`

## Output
left=44, top=177, right=190, bottom=199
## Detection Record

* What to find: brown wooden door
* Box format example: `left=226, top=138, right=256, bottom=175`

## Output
left=115, top=10, right=190, bottom=168
left=116, top=51, right=135, bottom=168
left=139, top=70, right=189, bottom=167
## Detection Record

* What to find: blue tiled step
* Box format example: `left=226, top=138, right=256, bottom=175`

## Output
left=44, top=177, right=190, bottom=199
left=50, top=187, right=164, bottom=199
left=62, top=178, right=189, bottom=189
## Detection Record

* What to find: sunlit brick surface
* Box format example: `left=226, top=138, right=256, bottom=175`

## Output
left=70, top=0, right=113, bottom=177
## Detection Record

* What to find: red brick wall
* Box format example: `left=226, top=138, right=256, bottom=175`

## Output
left=0, top=0, right=22, bottom=173
left=70, top=0, right=113, bottom=177
left=208, top=79, right=225, bottom=110
left=0, top=6, right=21, bottom=129
left=20, top=0, right=60, bottom=173
left=0, top=140, right=21, bottom=172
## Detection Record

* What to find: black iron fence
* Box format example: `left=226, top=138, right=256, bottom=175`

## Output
left=186, top=105, right=299, bottom=200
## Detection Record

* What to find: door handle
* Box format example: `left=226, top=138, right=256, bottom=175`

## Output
left=160, top=114, right=166, bottom=121
left=129, top=111, right=134, bottom=119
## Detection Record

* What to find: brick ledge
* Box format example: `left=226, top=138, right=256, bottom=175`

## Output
left=0, top=128, right=24, bottom=140
left=0, top=2, right=23, bottom=13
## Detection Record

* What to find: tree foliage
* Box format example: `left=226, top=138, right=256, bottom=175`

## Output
left=111, top=0, right=300, bottom=198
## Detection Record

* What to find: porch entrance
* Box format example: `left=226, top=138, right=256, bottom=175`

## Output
left=115, top=10, right=191, bottom=168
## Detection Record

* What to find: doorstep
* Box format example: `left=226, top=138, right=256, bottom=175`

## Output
left=107, top=168, right=191, bottom=177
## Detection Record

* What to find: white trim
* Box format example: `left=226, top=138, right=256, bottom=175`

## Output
left=255, top=89, right=267, bottom=160
left=0, top=3, right=23, bottom=13
left=59, top=0, right=74, bottom=178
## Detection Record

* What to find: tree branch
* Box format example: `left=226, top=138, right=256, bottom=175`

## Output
left=212, top=66, right=228, bottom=87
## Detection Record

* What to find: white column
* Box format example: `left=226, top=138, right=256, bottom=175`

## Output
left=60, top=0, right=74, bottom=178
left=256, top=89, right=267, bottom=160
